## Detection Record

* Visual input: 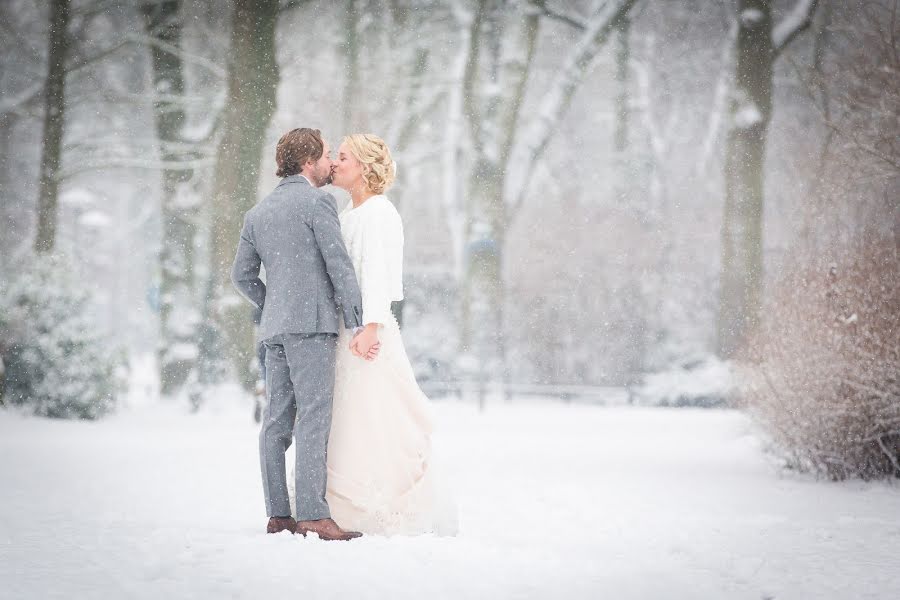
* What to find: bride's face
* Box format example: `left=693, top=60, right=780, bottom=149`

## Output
left=332, top=142, right=364, bottom=192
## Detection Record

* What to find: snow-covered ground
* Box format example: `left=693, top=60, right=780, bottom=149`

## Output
left=2, top=397, right=899, bottom=599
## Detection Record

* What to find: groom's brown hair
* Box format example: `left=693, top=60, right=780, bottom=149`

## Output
left=275, top=128, right=324, bottom=178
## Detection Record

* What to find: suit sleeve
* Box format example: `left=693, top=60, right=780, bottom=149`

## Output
left=311, top=193, right=364, bottom=328
left=231, top=215, right=266, bottom=311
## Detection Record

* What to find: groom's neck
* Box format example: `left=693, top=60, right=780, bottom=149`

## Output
left=298, top=170, right=317, bottom=187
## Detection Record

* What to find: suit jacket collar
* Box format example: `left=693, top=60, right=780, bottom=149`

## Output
left=277, top=174, right=312, bottom=188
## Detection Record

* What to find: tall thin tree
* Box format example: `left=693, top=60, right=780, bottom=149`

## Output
left=717, top=0, right=819, bottom=356
left=459, top=0, right=541, bottom=373
left=141, top=0, right=200, bottom=396
left=342, top=0, right=361, bottom=133
left=613, top=13, right=630, bottom=186
left=34, top=0, right=71, bottom=253
left=207, top=0, right=280, bottom=390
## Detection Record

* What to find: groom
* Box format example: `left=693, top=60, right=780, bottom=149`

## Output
left=231, top=127, right=377, bottom=540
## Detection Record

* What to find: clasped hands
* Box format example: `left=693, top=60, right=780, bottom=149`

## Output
left=350, top=323, right=380, bottom=361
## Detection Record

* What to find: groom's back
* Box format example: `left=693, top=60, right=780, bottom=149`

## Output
left=246, top=176, right=342, bottom=340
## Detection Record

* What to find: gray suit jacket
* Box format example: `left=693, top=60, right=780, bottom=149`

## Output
left=231, top=175, right=363, bottom=342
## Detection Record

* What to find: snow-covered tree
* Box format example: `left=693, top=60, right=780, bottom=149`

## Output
left=141, top=0, right=205, bottom=397
left=0, top=256, right=122, bottom=419
left=452, top=0, right=638, bottom=380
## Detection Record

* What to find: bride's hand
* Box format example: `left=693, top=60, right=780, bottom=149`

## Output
left=351, top=324, right=381, bottom=361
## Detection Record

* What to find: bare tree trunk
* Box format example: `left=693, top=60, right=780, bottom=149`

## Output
left=459, top=0, right=540, bottom=380
left=613, top=15, right=630, bottom=163
left=631, top=32, right=679, bottom=370
left=717, top=0, right=773, bottom=357
left=458, top=0, right=489, bottom=361
left=342, top=0, right=360, bottom=133
left=442, top=1, right=476, bottom=283
left=141, top=0, right=201, bottom=396
left=799, top=0, right=833, bottom=251
left=717, top=0, right=819, bottom=356
left=34, top=0, right=71, bottom=254
left=382, top=1, right=437, bottom=328
left=0, top=112, right=22, bottom=274
left=207, top=0, right=280, bottom=390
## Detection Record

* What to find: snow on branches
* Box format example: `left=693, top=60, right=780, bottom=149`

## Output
left=739, top=233, right=900, bottom=480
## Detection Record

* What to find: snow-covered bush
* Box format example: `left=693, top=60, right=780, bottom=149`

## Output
left=631, top=355, right=735, bottom=408
left=0, top=256, right=122, bottom=419
left=739, top=234, right=900, bottom=480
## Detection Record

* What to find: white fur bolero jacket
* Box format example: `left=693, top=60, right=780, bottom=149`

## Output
left=338, top=194, right=404, bottom=327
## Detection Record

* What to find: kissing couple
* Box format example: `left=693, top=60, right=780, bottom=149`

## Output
left=232, top=128, right=457, bottom=540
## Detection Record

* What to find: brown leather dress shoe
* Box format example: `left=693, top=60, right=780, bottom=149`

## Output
left=295, top=518, right=363, bottom=541
left=266, top=516, right=297, bottom=534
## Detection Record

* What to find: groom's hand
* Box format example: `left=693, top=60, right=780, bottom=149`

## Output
left=350, top=325, right=381, bottom=361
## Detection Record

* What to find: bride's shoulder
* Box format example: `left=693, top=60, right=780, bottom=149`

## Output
left=360, top=195, right=398, bottom=222
left=370, top=194, right=391, bottom=207
left=373, top=195, right=401, bottom=220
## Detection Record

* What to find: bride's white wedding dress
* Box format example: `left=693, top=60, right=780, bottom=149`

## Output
left=324, top=194, right=457, bottom=536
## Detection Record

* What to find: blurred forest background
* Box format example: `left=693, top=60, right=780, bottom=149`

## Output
left=0, top=1, right=897, bottom=476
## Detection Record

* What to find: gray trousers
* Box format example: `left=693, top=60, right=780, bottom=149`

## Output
left=260, top=333, right=336, bottom=521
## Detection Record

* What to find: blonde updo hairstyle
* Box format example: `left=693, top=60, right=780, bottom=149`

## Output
left=342, top=133, right=396, bottom=194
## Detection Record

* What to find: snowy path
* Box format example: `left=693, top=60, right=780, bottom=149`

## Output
left=2, top=400, right=898, bottom=599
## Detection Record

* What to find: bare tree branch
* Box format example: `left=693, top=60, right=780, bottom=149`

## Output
left=787, top=45, right=900, bottom=174
left=65, top=38, right=132, bottom=73
left=124, top=31, right=226, bottom=78
left=525, top=0, right=588, bottom=30
left=695, top=21, right=738, bottom=178
left=1, top=31, right=225, bottom=119
left=773, top=0, right=820, bottom=55
left=0, top=83, right=43, bottom=118
left=57, top=155, right=215, bottom=181
left=509, top=0, right=639, bottom=210
left=461, top=0, right=488, bottom=147
left=279, top=0, right=313, bottom=13
left=72, top=0, right=140, bottom=19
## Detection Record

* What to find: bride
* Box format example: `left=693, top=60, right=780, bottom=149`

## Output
left=323, top=133, right=457, bottom=536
